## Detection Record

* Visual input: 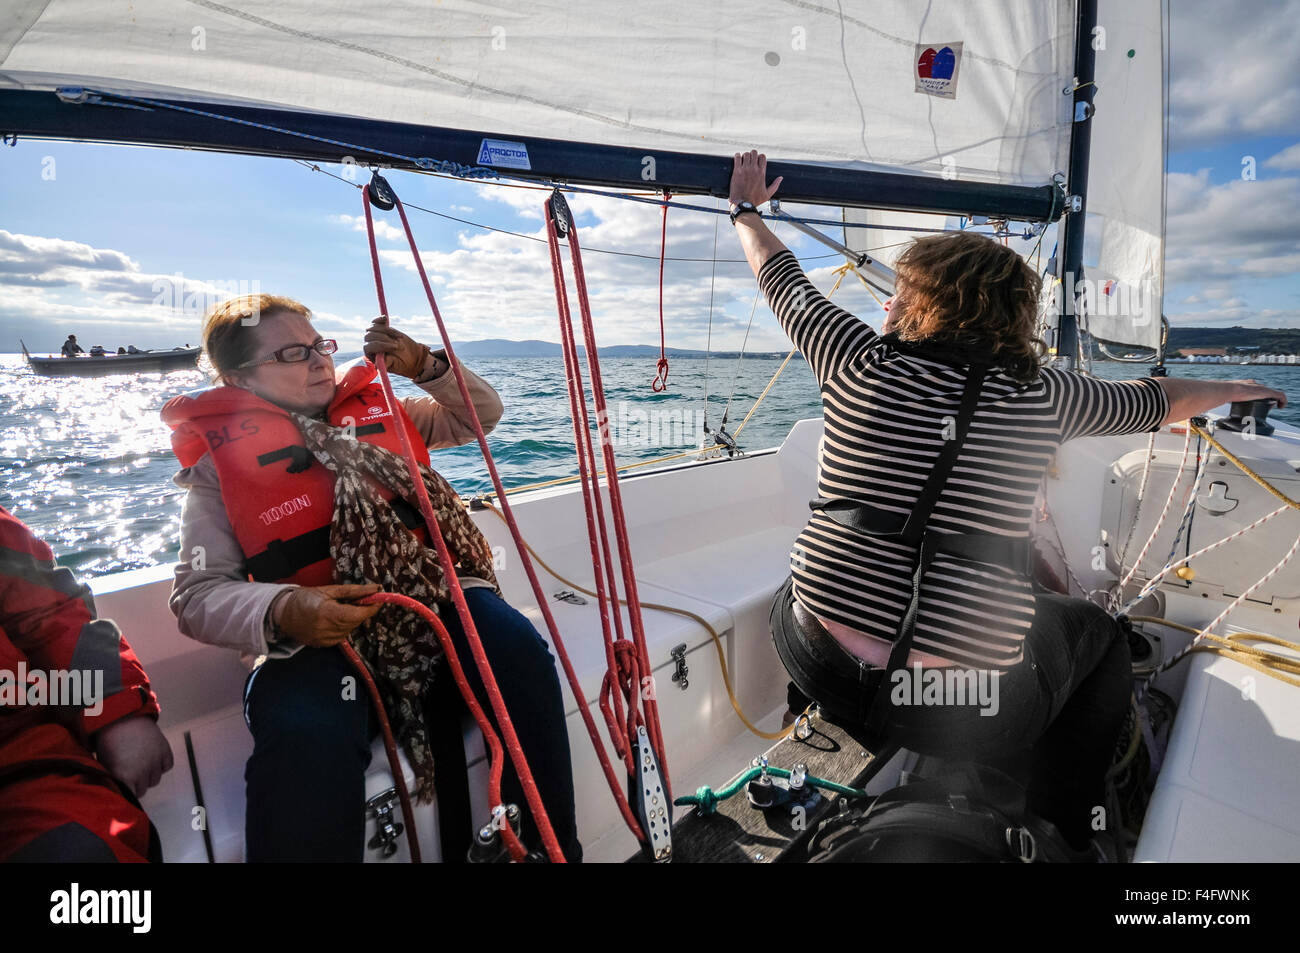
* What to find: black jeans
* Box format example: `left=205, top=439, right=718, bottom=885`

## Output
left=770, top=576, right=1131, bottom=848
left=244, top=587, right=582, bottom=862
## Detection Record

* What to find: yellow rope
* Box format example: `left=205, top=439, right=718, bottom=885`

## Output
left=1129, top=616, right=1300, bottom=687
left=1105, top=694, right=1142, bottom=782
left=731, top=262, right=872, bottom=440
left=732, top=348, right=797, bottom=440
left=483, top=445, right=727, bottom=499
left=479, top=500, right=795, bottom=740
left=1189, top=421, right=1300, bottom=511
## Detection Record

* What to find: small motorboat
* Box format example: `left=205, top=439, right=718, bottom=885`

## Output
left=20, top=339, right=202, bottom=377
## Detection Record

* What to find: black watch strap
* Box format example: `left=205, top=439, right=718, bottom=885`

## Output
left=729, top=201, right=760, bottom=224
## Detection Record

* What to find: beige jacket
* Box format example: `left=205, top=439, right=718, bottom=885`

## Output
left=168, top=350, right=503, bottom=663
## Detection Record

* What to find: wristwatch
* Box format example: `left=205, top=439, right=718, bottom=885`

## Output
left=729, top=200, right=760, bottom=225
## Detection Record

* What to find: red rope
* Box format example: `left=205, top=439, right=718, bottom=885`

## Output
left=338, top=641, right=421, bottom=862
left=526, top=203, right=648, bottom=838
left=361, top=186, right=556, bottom=863
left=568, top=219, right=671, bottom=783
left=547, top=228, right=634, bottom=773
left=351, top=593, right=528, bottom=861
left=545, top=197, right=671, bottom=796
left=652, top=191, right=671, bottom=392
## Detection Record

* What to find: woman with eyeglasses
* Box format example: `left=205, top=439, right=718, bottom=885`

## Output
left=161, top=295, right=581, bottom=863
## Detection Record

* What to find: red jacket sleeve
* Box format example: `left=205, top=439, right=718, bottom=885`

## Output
left=0, top=506, right=159, bottom=743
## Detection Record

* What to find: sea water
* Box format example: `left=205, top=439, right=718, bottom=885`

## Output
left=1, top=351, right=1295, bottom=578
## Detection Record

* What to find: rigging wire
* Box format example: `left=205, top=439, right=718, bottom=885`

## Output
left=295, top=159, right=848, bottom=265
left=703, top=203, right=720, bottom=433
left=717, top=286, right=763, bottom=439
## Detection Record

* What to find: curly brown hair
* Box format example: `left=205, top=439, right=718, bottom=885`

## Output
left=890, top=231, right=1045, bottom=382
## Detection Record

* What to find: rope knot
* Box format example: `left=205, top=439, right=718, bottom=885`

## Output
left=652, top=357, right=670, bottom=392
left=691, top=785, right=719, bottom=815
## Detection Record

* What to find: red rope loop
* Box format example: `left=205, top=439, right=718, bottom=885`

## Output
left=652, top=357, right=670, bottom=392
left=652, top=191, right=671, bottom=392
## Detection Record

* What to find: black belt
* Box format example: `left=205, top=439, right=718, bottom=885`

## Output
left=809, top=498, right=1034, bottom=577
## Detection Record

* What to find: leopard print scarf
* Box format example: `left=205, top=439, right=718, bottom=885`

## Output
left=291, top=412, right=500, bottom=802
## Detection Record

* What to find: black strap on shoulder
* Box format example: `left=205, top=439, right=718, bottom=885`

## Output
left=862, top=365, right=989, bottom=735
left=901, top=365, right=987, bottom=544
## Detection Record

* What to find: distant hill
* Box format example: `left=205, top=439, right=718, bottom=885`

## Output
left=453, top=338, right=789, bottom=359
left=1164, top=327, right=1300, bottom=352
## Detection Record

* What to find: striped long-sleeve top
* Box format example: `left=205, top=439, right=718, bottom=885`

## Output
left=759, top=250, right=1170, bottom=668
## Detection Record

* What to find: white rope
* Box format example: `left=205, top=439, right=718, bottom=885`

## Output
left=1115, top=431, right=1158, bottom=570
left=1118, top=425, right=1195, bottom=594
left=1120, top=503, right=1293, bottom=614
left=1139, top=528, right=1300, bottom=697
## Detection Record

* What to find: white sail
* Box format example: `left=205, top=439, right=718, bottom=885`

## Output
left=1078, top=0, right=1166, bottom=350
left=842, top=208, right=959, bottom=271
left=2, top=0, right=1074, bottom=188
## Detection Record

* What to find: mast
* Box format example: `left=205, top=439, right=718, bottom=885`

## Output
left=1, top=88, right=1065, bottom=224
left=1055, top=0, right=1101, bottom=371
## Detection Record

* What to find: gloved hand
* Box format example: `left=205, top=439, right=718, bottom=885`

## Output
left=364, top=315, right=431, bottom=378
left=270, top=583, right=384, bottom=648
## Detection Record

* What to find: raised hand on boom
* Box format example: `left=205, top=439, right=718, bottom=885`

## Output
left=730, top=150, right=788, bottom=279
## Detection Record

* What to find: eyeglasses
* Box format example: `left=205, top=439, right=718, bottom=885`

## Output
left=237, top=339, right=338, bottom=369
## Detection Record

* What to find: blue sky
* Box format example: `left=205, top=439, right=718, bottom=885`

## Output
left=2, top=0, right=1297, bottom=356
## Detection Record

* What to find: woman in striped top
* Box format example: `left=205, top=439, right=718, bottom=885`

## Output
left=729, top=150, right=1287, bottom=850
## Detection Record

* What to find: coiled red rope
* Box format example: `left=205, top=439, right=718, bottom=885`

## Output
left=361, top=185, right=559, bottom=863
left=342, top=590, right=531, bottom=863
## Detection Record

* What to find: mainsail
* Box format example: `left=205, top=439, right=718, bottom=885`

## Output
left=3, top=0, right=1165, bottom=354
left=3, top=1, right=1075, bottom=202
left=837, top=0, right=1165, bottom=355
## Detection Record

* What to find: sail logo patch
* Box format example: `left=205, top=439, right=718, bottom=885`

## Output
left=477, top=138, right=532, bottom=170
left=915, top=42, right=962, bottom=99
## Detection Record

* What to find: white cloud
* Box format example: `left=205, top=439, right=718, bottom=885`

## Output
left=0, top=230, right=320, bottom=351
left=1264, top=142, right=1300, bottom=172
left=332, top=213, right=405, bottom=242
left=361, top=187, right=881, bottom=351
left=1168, top=0, right=1300, bottom=149
left=1165, top=170, right=1300, bottom=284
left=1163, top=169, right=1300, bottom=326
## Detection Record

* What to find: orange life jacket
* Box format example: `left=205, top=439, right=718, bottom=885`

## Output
left=161, top=360, right=430, bottom=586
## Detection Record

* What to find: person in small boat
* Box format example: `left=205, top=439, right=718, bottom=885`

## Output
left=88, top=345, right=107, bottom=357
left=0, top=505, right=172, bottom=862
left=126, top=344, right=143, bottom=354
left=117, top=346, right=127, bottom=355
left=161, top=295, right=581, bottom=862
left=60, top=334, right=83, bottom=358
left=729, top=150, right=1288, bottom=852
